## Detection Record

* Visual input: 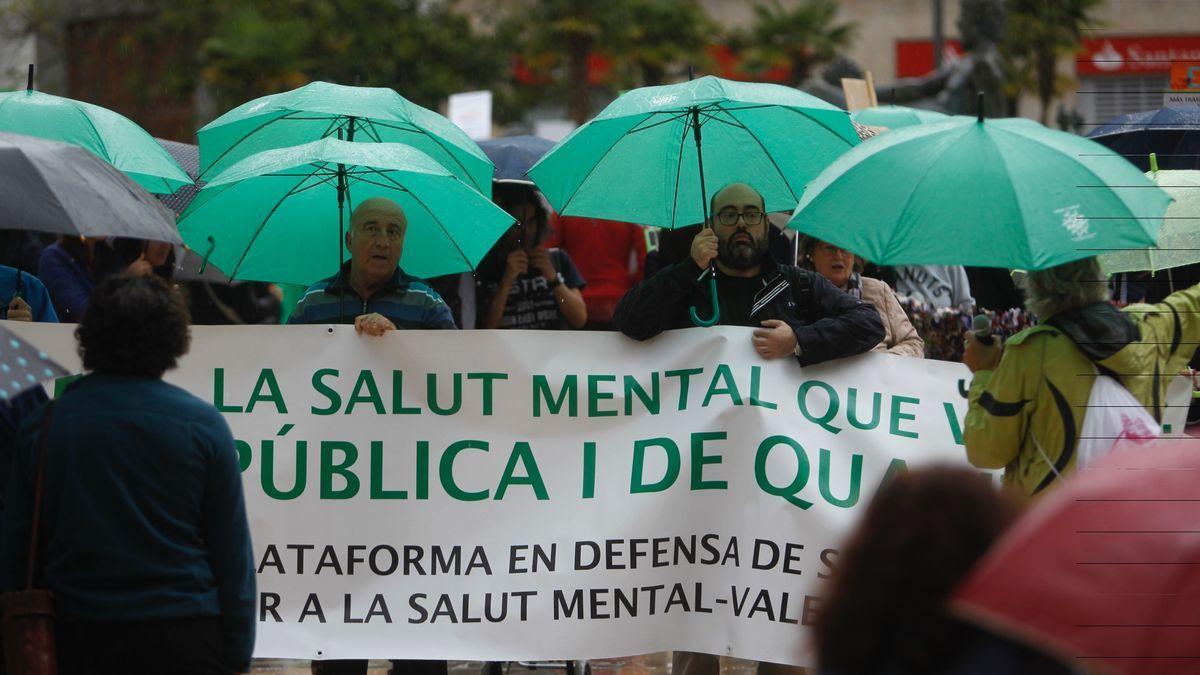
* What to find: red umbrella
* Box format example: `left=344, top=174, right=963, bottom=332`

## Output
left=952, top=438, right=1200, bottom=675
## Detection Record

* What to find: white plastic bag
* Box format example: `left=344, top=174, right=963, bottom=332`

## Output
left=1076, top=370, right=1161, bottom=468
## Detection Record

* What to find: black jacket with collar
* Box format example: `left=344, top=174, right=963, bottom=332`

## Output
left=613, top=256, right=886, bottom=366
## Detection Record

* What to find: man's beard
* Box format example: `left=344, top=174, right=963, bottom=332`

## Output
left=718, top=229, right=767, bottom=270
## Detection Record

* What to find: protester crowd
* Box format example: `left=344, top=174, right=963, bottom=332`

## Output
left=0, top=61, right=1196, bottom=675
left=0, top=163, right=1195, bottom=674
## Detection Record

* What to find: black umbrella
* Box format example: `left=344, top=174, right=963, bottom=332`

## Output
left=0, top=324, right=69, bottom=401
left=1087, top=107, right=1200, bottom=171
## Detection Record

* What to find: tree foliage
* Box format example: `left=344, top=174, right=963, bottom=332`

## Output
left=1002, top=0, right=1104, bottom=124
left=741, top=0, right=856, bottom=86
left=194, top=0, right=501, bottom=114
left=496, top=0, right=714, bottom=124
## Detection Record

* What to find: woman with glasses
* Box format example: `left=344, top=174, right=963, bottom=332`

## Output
left=799, top=236, right=924, bottom=358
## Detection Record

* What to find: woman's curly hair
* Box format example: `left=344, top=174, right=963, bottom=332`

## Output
left=76, top=274, right=190, bottom=377
left=815, top=466, right=1018, bottom=675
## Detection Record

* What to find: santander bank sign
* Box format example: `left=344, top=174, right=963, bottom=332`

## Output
left=1077, top=36, right=1200, bottom=76
left=896, top=35, right=1200, bottom=78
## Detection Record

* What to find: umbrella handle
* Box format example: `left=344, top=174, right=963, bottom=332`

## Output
left=689, top=273, right=720, bottom=327
left=198, top=235, right=216, bottom=274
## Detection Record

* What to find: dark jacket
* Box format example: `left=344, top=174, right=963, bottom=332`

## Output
left=614, top=257, right=885, bottom=366
left=0, top=374, right=256, bottom=671
left=37, top=242, right=95, bottom=322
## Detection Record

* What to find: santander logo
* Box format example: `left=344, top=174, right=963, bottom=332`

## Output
left=1091, top=41, right=1124, bottom=72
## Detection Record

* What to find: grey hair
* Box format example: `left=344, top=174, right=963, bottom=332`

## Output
left=1019, top=257, right=1110, bottom=318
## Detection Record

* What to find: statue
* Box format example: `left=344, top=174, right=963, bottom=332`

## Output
left=875, top=0, right=1008, bottom=117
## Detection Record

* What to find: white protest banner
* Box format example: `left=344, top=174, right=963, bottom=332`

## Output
left=11, top=324, right=974, bottom=666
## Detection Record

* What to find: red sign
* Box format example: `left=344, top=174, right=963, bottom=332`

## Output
left=1171, top=62, right=1200, bottom=90
left=897, top=35, right=1200, bottom=79
left=895, top=40, right=964, bottom=78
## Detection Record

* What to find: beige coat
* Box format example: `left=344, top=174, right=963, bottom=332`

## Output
left=859, top=276, right=924, bottom=357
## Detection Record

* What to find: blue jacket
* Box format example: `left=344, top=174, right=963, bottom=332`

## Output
left=0, top=374, right=256, bottom=671
left=0, top=266, right=57, bottom=322
left=37, top=243, right=93, bottom=322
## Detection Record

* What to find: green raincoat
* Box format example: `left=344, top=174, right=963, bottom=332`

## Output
left=964, top=284, right=1200, bottom=503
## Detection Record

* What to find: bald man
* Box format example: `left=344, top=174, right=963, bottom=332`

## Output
left=614, top=183, right=883, bottom=364
left=288, top=197, right=455, bottom=332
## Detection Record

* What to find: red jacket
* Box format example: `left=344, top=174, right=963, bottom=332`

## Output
left=548, top=216, right=646, bottom=324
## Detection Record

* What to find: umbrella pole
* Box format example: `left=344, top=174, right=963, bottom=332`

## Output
left=338, top=163, right=347, bottom=325
left=688, top=107, right=720, bottom=327
left=14, top=230, right=25, bottom=300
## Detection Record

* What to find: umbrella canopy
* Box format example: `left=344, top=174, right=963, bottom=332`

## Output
left=178, top=137, right=514, bottom=286
left=0, top=324, right=69, bottom=401
left=528, top=75, right=859, bottom=229
left=196, top=81, right=494, bottom=195
left=0, top=89, right=191, bottom=194
left=851, top=104, right=950, bottom=130
left=788, top=116, right=1171, bottom=271
left=478, top=135, right=555, bottom=184
left=1100, top=170, right=1200, bottom=274
left=1088, top=107, right=1200, bottom=172
left=0, top=132, right=180, bottom=243
left=953, top=438, right=1200, bottom=675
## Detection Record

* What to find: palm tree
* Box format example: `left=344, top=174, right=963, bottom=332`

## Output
left=1003, top=0, right=1104, bottom=125
left=500, top=0, right=713, bottom=124
left=501, top=0, right=635, bottom=125
left=743, top=0, right=856, bottom=87
left=623, top=0, right=714, bottom=87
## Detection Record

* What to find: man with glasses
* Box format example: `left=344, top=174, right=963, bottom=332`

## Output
left=288, top=196, right=456, bottom=332
left=614, top=182, right=883, bottom=365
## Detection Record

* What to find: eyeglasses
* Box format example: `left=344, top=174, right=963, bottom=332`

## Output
left=716, top=210, right=764, bottom=227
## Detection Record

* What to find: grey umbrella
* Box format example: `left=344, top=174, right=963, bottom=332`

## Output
left=0, top=132, right=180, bottom=243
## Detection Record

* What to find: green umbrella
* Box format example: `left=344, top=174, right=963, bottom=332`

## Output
left=528, top=75, right=859, bottom=324
left=851, top=105, right=950, bottom=130
left=196, top=81, right=493, bottom=195
left=788, top=115, right=1171, bottom=271
left=0, top=67, right=191, bottom=194
left=178, top=137, right=513, bottom=286
left=1100, top=163, right=1200, bottom=274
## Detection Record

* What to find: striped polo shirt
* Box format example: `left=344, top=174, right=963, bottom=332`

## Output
left=287, top=263, right=456, bottom=328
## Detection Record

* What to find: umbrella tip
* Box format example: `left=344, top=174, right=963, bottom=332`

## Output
left=26, top=63, right=33, bottom=92
left=976, top=91, right=984, bottom=123
left=1150, top=152, right=1159, bottom=174
left=688, top=65, right=695, bottom=81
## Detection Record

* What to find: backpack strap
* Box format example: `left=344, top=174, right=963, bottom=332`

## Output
left=26, top=400, right=55, bottom=590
